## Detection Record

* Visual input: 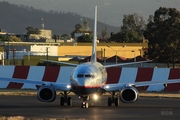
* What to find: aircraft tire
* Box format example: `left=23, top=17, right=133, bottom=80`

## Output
left=67, top=97, right=72, bottom=106
left=115, top=97, right=119, bottom=106
left=81, top=103, right=84, bottom=108
left=85, top=102, right=89, bottom=108
left=81, top=102, right=85, bottom=108
left=60, top=97, right=65, bottom=106
left=108, top=97, right=112, bottom=106
left=81, top=102, right=89, bottom=108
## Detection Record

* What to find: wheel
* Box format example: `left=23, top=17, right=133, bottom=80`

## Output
left=60, top=97, right=64, bottom=106
left=81, top=102, right=89, bottom=108
left=85, top=102, right=89, bottom=108
left=81, top=102, right=85, bottom=108
left=108, top=97, right=112, bottom=106
left=115, top=97, right=119, bottom=106
left=67, top=97, right=72, bottom=106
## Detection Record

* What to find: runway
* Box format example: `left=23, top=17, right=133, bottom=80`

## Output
left=0, top=95, right=180, bottom=120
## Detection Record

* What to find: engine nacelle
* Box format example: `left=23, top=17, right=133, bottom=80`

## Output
left=120, top=86, right=139, bottom=103
left=37, top=85, right=56, bottom=102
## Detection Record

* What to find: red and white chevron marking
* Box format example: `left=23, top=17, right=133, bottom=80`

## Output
left=0, top=66, right=74, bottom=89
left=0, top=66, right=180, bottom=91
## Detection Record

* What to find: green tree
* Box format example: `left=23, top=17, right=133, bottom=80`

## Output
left=77, top=34, right=92, bottom=42
left=52, top=34, right=58, bottom=42
left=71, top=24, right=83, bottom=38
left=26, top=26, right=41, bottom=34
left=121, top=13, right=146, bottom=36
left=0, top=34, right=6, bottom=41
left=101, top=26, right=109, bottom=39
left=7, top=35, right=22, bottom=42
left=61, top=34, right=71, bottom=38
left=71, top=19, right=93, bottom=38
left=110, top=13, right=146, bottom=43
left=144, top=7, right=180, bottom=68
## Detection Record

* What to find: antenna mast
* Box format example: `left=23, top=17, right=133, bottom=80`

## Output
left=41, top=18, right=44, bottom=29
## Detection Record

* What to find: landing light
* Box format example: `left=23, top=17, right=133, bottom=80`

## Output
left=105, top=85, right=109, bottom=89
left=93, top=94, right=98, bottom=100
left=67, top=85, right=71, bottom=89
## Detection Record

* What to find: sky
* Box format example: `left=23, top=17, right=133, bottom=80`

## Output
left=1, top=0, right=180, bottom=27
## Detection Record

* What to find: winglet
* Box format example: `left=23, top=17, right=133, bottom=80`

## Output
left=90, top=6, right=97, bottom=63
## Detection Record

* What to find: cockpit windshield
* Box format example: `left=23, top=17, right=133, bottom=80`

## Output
left=77, top=74, right=84, bottom=78
left=77, top=74, right=94, bottom=78
left=85, top=74, right=95, bottom=78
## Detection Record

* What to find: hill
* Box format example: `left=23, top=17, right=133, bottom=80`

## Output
left=0, top=1, right=119, bottom=36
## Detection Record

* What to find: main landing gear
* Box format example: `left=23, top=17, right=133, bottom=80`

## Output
left=60, top=91, right=72, bottom=106
left=108, top=91, right=119, bottom=106
left=80, top=96, right=89, bottom=108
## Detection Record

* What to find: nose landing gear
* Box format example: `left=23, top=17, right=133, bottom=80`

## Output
left=80, top=96, right=89, bottom=108
left=82, top=102, right=89, bottom=108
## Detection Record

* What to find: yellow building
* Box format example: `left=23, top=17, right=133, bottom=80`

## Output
left=57, top=42, right=147, bottom=59
left=0, top=42, right=148, bottom=66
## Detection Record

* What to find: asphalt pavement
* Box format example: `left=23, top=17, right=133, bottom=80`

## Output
left=0, top=95, right=180, bottom=120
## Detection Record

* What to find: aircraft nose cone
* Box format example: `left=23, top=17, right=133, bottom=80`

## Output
left=76, top=79, right=86, bottom=86
left=71, top=78, right=86, bottom=86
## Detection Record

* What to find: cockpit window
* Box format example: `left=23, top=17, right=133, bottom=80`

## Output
left=77, top=74, right=95, bottom=78
left=84, top=74, right=91, bottom=77
left=77, top=74, right=84, bottom=78
left=85, top=74, right=95, bottom=78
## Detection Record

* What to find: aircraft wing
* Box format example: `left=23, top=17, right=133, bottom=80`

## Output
left=41, top=59, right=78, bottom=67
left=0, top=77, right=71, bottom=91
left=104, top=60, right=152, bottom=68
left=102, top=79, right=180, bottom=92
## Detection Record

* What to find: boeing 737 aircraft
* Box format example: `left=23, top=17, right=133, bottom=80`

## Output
left=1, top=6, right=180, bottom=108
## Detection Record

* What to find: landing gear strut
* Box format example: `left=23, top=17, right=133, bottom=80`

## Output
left=60, top=91, right=72, bottom=106
left=80, top=96, right=89, bottom=108
left=108, top=91, right=119, bottom=106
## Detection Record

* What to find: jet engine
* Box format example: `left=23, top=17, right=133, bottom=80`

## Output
left=37, top=85, right=56, bottom=102
left=120, top=86, right=139, bottom=103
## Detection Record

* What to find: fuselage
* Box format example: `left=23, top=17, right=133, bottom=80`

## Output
left=70, top=62, right=107, bottom=95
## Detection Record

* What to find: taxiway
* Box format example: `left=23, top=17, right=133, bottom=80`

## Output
left=0, top=95, right=179, bottom=120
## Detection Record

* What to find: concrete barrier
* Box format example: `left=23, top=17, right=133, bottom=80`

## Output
left=0, top=66, right=179, bottom=92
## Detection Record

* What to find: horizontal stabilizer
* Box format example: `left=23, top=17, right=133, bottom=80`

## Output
left=41, top=59, right=78, bottom=67
left=104, top=60, right=152, bottom=68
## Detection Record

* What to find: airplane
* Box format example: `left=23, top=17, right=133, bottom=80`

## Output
left=1, top=6, right=180, bottom=108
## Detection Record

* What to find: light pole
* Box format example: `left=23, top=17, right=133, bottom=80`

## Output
left=131, top=50, right=136, bottom=67
left=27, top=50, right=30, bottom=65
left=107, top=45, right=126, bottom=65
left=46, top=47, right=50, bottom=60
left=6, top=34, right=10, bottom=65
left=131, top=50, right=136, bottom=62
